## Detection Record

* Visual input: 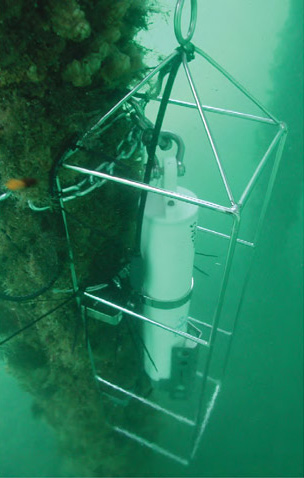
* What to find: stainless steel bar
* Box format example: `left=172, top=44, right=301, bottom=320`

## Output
left=221, top=129, right=287, bottom=380
left=82, top=50, right=179, bottom=140
left=188, top=317, right=232, bottom=336
left=85, top=112, right=127, bottom=140
left=197, top=225, right=255, bottom=248
left=251, top=127, right=288, bottom=246
left=113, top=426, right=189, bottom=466
left=238, top=125, right=286, bottom=207
left=153, top=97, right=277, bottom=125
left=84, top=291, right=209, bottom=347
left=182, top=52, right=235, bottom=206
left=83, top=307, right=99, bottom=379
left=63, top=163, right=235, bottom=214
left=216, top=328, right=232, bottom=336
left=191, top=382, right=221, bottom=458
left=96, top=375, right=195, bottom=426
left=195, top=46, right=280, bottom=124
left=55, top=177, right=80, bottom=303
left=191, top=212, right=241, bottom=459
left=195, top=372, right=219, bottom=383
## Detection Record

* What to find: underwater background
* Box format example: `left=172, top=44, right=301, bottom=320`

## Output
left=0, top=0, right=303, bottom=477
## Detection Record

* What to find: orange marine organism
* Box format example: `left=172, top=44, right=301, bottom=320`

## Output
left=5, top=178, right=38, bottom=191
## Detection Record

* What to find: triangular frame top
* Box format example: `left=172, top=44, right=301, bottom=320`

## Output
left=64, top=41, right=286, bottom=226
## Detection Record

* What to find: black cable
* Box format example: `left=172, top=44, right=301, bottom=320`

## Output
left=196, top=252, right=217, bottom=257
left=134, top=51, right=183, bottom=256
left=0, top=275, right=59, bottom=302
left=0, top=228, right=60, bottom=302
left=0, top=291, right=79, bottom=347
left=129, top=51, right=183, bottom=293
left=125, top=316, right=158, bottom=373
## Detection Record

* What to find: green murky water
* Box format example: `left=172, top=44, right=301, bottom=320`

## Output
left=0, top=1, right=303, bottom=476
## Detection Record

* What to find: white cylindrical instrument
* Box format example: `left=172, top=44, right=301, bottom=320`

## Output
left=141, top=157, right=198, bottom=381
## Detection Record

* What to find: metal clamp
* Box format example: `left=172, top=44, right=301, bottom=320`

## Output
left=174, top=0, right=197, bottom=46
left=142, top=278, right=194, bottom=310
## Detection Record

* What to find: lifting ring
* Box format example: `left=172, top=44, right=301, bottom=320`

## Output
left=174, top=0, right=197, bottom=46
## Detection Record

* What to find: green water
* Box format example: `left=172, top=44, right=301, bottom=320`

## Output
left=0, top=0, right=303, bottom=476
left=140, top=1, right=303, bottom=476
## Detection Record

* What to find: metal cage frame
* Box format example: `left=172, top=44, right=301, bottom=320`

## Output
left=0, top=0, right=287, bottom=466
left=53, top=23, right=287, bottom=464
